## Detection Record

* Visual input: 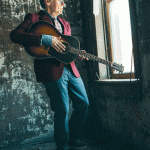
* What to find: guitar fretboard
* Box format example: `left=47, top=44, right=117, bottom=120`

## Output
left=71, top=48, right=112, bottom=66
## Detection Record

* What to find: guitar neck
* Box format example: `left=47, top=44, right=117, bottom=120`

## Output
left=71, top=48, right=112, bottom=66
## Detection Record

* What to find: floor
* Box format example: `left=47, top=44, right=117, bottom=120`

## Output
left=2, top=138, right=131, bottom=150
left=1, top=122, right=131, bottom=150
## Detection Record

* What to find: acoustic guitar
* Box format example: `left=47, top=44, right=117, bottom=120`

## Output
left=25, top=21, right=124, bottom=73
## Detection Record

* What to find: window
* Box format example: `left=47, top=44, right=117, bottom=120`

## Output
left=106, top=0, right=135, bottom=79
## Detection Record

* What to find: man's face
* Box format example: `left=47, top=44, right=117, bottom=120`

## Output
left=49, top=0, right=65, bottom=16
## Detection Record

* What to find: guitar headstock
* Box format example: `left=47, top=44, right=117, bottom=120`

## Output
left=111, top=62, right=124, bottom=73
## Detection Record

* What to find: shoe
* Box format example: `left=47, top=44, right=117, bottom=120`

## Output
left=56, top=146, right=68, bottom=150
left=56, top=147, right=68, bottom=150
left=67, top=139, right=87, bottom=149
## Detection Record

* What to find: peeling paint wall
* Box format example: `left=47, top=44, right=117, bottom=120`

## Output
left=0, top=0, right=89, bottom=148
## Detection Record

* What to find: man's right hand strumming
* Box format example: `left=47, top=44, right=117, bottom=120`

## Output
left=51, top=36, right=66, bottom=53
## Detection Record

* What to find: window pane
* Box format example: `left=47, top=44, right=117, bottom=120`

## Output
left=109, top=0, right=134, bottom=73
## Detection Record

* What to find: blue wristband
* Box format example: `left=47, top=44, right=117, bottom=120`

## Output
left=41, top=34, right=52, bottom=46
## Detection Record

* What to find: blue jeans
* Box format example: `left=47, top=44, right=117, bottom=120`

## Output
left=42, top=66, right=89, bottom=148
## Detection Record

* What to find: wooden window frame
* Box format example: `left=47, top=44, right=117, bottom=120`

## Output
left=105, top=0, right=135, bottom=79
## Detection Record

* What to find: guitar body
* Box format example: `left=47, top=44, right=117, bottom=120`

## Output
left=25, top=21, right=124, bottom=72
left=25, top=21, right=80, bottom=64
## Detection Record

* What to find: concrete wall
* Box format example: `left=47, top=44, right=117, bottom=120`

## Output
left=0, top=0, right=89, bottom=148
left=94, top=80, right=144, bottom=149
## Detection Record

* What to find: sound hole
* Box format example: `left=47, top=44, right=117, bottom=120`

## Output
left=61, top=41, right=70, bottom=54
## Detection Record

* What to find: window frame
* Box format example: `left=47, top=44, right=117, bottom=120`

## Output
left=104, top=0, right=138, bottom=79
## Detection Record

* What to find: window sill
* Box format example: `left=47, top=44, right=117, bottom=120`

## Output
left=95, top=78, right=141, bottom=84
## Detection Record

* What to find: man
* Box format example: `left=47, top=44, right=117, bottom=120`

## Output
left=10, top=0, right=89, bottom=150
